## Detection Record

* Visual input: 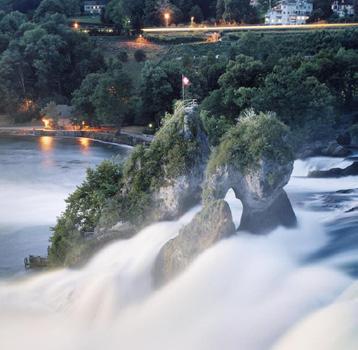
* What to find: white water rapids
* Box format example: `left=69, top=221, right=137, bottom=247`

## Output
left=0, top=157, right=357, bottom=350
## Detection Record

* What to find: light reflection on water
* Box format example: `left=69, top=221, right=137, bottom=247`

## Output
left=38, top=136, right=54, bottom=153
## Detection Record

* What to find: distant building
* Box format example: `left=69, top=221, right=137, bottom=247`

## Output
left=83, top=1, right=107, bottom=15
left=331, top=0, right=355, bottom=17
left=265, top=0, right=313, bottom=25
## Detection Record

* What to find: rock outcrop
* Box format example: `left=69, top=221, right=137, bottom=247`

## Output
left=153, top=200, right=236, bottom=287
left=309, top=162, right=358, bottom=178
left=97, top=100, right=210, bottom=234
left=204, top=112, right=297, bottom=234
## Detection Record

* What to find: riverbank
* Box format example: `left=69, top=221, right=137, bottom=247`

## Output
left=0, top=127, right=153, bottom=147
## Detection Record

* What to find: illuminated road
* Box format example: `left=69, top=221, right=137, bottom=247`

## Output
left=143, top=22, right=358, bottom=33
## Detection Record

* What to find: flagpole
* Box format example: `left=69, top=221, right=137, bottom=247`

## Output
left=182, top=74, right=185, bottom=101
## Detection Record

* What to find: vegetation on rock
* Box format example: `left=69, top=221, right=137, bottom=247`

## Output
left=49, top=101, right=209, bottom=266
left=206, top=110, right=293, bottom=177
left=48, top=160, right=123, bottom=266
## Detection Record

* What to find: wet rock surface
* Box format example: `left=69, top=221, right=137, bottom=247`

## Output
left=153, top=200, right=235, bottom=287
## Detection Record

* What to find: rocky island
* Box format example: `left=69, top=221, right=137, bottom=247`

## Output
left=48, top=102, right=297, bottom=287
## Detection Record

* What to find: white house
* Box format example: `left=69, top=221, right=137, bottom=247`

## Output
left=265, top=0, right=313, bottom=25
left=331, top=0, right=355, bottom=17
left=83, top=1, right=106, bottom=15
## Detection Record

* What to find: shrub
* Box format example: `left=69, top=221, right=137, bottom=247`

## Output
left=207, top=110, right=293, bottom=176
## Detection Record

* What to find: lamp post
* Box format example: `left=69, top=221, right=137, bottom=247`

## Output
left=164, top=12, right=170, bottom=27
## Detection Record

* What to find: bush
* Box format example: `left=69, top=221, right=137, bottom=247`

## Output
left=134, top=49, right=146, bottom=62
left=48, top=160, right=123, bottom=266
left=200, top=109, right=233, bottom=147
left=207, top=110, right=293, bottom=176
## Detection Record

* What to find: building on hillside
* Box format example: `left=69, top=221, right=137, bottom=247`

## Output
left=265, top=0, right=313, bottom=25
left=331, top=0, right=355, bottom=17
left=83, top=1, right=107, bottom=15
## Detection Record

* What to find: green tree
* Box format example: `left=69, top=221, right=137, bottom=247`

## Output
left=140, top=62, right=176, bottom=125
left=253, top=57, right=334, bottom=127
left=0, top=14, right=104, bottom=116
left=189, top=4, right=204, bottom=23
left=33, top=0, right=66, bottom=20
left=93, top=67, right=133, bottom=127
left=49, top=161, right=123, bottom=266
left=71, top=73, right=102, bottom=125
left=0, top=11, right=27, bottom=36
left=201, top=55, right=264, bottom=121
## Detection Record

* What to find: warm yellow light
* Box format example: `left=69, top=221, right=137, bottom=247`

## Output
left=164, top=13, right=170, bottom=20
left=73, top=22, right=79, bottom=29
left=39, top=136, right=54, bottom=152
left=79, top=137, right=90, bottom=150
left=42, top=118, right=51, bottom=129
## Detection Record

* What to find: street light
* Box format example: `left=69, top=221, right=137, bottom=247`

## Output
left=164, top=12, right=170, bottom=27
left=191, top=16, right=195, bottom=26
left=73, top=22, right=79, bottom=30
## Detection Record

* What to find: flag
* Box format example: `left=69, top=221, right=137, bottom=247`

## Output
left=182, top=75, right=190, bottom=86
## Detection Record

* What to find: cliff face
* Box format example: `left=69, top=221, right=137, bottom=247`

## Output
left=96, top=101, right=210, bottom=238
left=153, top=112, right=297, bottom=286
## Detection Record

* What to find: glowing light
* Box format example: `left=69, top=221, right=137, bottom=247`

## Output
left=182, top=76, right=190, bottom=86
left=73, top=22, right=79, bottom=30
left=142, top=22, right=358, bottom=33
left=164, top=12, right=170, bottom=27
left=42, top=118, right=51, bottom=129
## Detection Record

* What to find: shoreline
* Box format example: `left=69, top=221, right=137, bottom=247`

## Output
left=0, top=128, right=153, bottom=148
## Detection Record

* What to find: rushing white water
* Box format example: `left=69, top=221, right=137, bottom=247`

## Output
left=292, top=157, right=354, bottom=177
left=0, top=156, right=357, bottom=350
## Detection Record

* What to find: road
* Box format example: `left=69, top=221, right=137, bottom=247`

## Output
left=143, top=22, right=358, bottom=33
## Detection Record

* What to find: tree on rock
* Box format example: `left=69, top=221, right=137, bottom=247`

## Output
left=204, top=110, right=296, bottom=234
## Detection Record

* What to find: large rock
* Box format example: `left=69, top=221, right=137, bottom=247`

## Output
left=97, top=101, right=210, bottom=233
left=153, top=200, right=235, bottom=287
left=309, top=162, right=358, bottom=178
left=151, top=104, right=209, bottom=220
left=204, top=112, right=297, bottom=234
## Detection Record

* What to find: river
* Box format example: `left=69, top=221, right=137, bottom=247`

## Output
left=0, top=138, right=357, bottom=349
left=0, top=135, right=130, bottom=278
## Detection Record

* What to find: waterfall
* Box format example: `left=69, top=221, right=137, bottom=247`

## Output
left=0, top=158, right=357, bottom=350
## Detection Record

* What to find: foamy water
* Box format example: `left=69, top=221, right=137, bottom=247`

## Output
left=0, top=155, right=357, bottom=350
